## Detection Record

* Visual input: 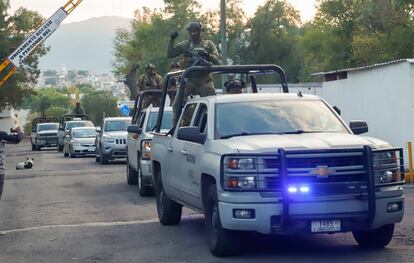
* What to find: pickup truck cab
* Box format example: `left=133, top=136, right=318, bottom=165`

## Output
left=31, top=122, right=59, bottom=150
left=151, top=65, right=405, bottom=257
left=126, top=107, right=173, bottom=195
left=126, top=89, right=176, bottom=196
left=30, top=116, right=59, bottom=151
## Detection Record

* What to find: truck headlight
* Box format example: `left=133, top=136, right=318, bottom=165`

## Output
left=227, top=176, right=256, bottom=189
left=372, top=149, right=404, bottom=185
left=141, top=140, right=152, bottom=160
left=223, top=156, right=258, bottom=190
left=226, top=157, right=256, bottom=170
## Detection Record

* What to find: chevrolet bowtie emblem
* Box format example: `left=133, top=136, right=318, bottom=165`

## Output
left=310, top=166, right=336, bottom=178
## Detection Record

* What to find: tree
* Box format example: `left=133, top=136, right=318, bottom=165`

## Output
left=81, top=90, right=119, bottom=125
left=44, top=105, right=68, bottom=116
left=113, top=0, right=204, bottom=78
left=238, top=0, right=303, bottom=82
left=22, top=87, right=70, bottom=116
left=300, top=0, right=414, bottom=80
left=0, top=1, right=48, bottom=109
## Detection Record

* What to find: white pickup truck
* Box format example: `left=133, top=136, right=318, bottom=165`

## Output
left=151, top=65, right=405, bottom=257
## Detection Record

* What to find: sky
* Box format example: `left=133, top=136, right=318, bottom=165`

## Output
left=9, top=0, right=317, bottom=23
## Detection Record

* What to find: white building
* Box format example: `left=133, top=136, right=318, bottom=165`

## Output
left=314, top=58, right=414, bottom=159
left=0, top=106, right=29, bottom=132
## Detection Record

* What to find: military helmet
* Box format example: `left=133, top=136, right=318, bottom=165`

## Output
left=186, top=21, right=204, bottom=32
left=170, top=62, right=180, bottom=69
left=145, top=63, right=155, bottom=69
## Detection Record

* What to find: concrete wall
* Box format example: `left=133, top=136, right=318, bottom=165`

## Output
left=321, top=62, right=413, bottom=159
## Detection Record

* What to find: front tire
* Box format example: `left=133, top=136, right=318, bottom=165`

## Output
left=205, top=184, right=240, bottom=257
left=58, top=144, right=63, bottom=152
left=138, top=159, right=152, bottom=196
left=155, top=175, right=182, bottom=225
left=31, top=144, right=35, bottom=151
left=126, top=161, right=138, bottom=185
left=353, top=224, right=395, bottom=248
left=100, top=152, right=108, bottom=164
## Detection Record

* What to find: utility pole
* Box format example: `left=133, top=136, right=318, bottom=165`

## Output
left=220, top=0, right=228, bottom=93
left=220, top=0, right=228, bottom=65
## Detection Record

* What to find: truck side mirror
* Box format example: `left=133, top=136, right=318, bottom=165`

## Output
left=96, top=127, right=102, bottom=133
left=350, top=121, right=368, bottom=135
left=177, top=127, right=206, bottom=144
left=127, top=125, right=142, bottom=135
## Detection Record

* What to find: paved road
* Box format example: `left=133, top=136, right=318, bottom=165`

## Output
left=0, top=140, right=413, bottom=263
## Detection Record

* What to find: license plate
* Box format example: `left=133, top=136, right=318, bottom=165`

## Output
left=311, top=220, right=341, bottom=233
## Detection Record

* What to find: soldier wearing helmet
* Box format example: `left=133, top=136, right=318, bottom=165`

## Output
left=73, top=101, right=86, bottom=115
left=224, top=76, right=245, bottom=94
left=168, top=22, right=221, bottom=70
left=167, top=21, right=221, bottom=122
left=138, top=63, right=163, bottom=108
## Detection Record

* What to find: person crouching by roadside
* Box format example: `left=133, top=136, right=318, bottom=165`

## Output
left=0, top=128, right=24, bottom=200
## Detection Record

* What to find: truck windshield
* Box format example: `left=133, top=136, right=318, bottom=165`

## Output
left=38, top=123, right=58, bottom=131
left=73, top=129, right=96, bottom=138
left=215, top=100, right=348, bottom=139
left=105, top=120, right=131, bottom=132
left=147, top=111, right=173, bottom=132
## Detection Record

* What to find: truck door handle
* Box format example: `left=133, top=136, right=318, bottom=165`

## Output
left=181, top=150, right=188, bottom=155
left=168, top=147, right=173, bottom=152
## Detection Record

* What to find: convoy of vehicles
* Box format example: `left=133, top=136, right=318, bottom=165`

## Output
left=25, top=64, right=405, bottom=258
left=63, top=127, right=97, bottom=158
left=31, top=122, right=59, bottom=151
left=150, top=65, right=405, bottom=256
left=95, top=117, right=131, bottom=164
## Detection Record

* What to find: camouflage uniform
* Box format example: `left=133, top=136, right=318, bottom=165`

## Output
left=167, top=22, right=221, bottom=123
left=167, top=38, right=221, bottom=97
left=138, top=71, right=163, bottom=109
left=225, top=78, right=245, bottom=94
left=73, top=105, right=86, bottom=115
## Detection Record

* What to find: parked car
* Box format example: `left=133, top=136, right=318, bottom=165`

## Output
left=63, top=127, right=97, bottom=158
left=57, top=115, right=93, bottom=152
left=31, top=122, right=59, bottom=151
left=126, top=107, right=173, bottom=196
left=95, top=117, right=132, bottom=164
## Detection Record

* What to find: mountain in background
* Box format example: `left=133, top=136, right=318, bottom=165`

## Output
left=39, top=16, right=132, bottom=74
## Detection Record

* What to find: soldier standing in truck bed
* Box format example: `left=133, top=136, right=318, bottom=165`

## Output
left=167, top=21, right=221, bottom=122
left=138, top=63, right=163, bottom=108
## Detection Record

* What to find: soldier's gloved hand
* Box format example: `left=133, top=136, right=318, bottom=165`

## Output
left=198, top=49, right=210, bottom=58
left=170, top=31, right=179, bottom=40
